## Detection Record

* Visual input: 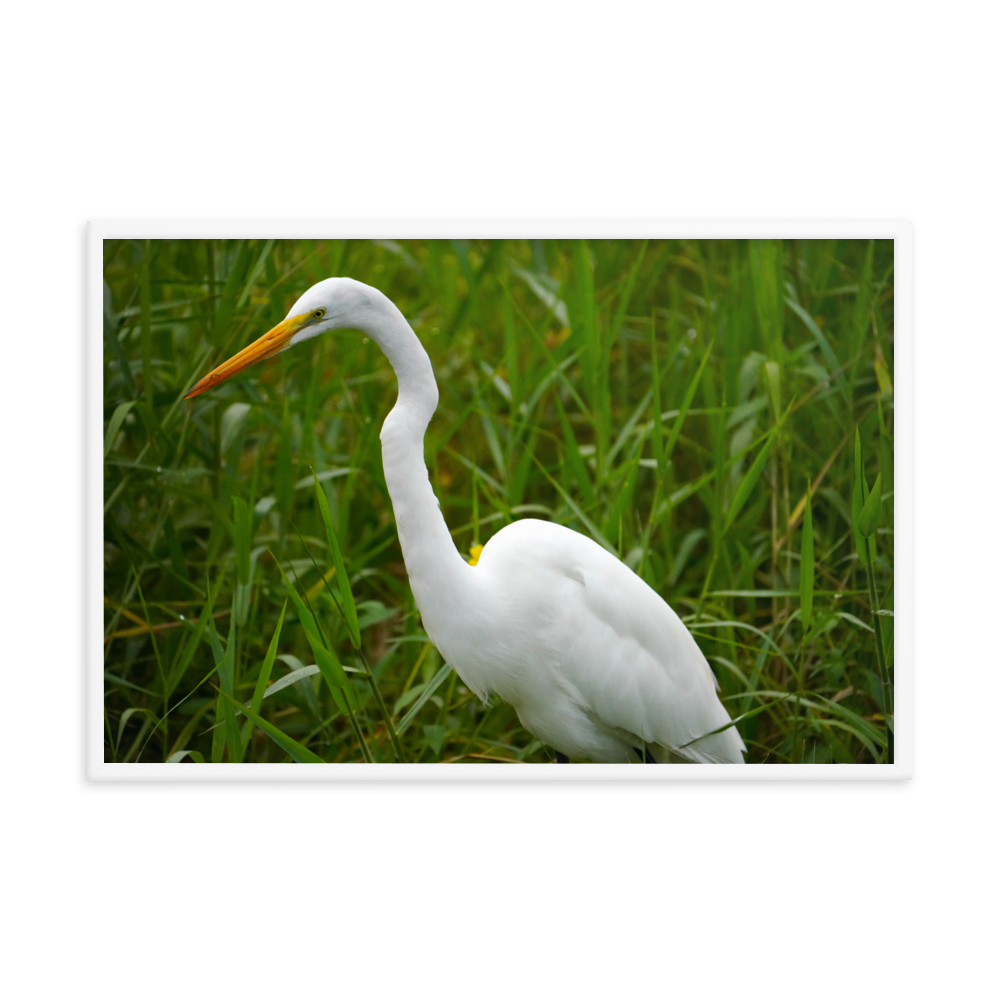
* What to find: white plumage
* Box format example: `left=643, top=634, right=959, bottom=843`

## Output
left=186, top=276, right=745, bottom=764
left=452, top=519, right=745, bottom=763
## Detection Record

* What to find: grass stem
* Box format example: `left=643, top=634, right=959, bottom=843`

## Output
left=865, top=559, right=893, bottom=763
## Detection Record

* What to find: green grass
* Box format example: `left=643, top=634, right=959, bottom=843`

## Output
left=102, top=237, right=894, bottom=764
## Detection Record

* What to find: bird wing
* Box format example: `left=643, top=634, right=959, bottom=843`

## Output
left=480, top=519, right=745, bottom=763
left=558, top=558, right=745, bottom=763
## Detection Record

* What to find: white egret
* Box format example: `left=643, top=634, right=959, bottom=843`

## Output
left=186, top=277, right=745, bottom=763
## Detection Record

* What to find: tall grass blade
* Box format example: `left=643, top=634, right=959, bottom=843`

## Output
left=649, top=314, right=664, bottom=472
left=218, top=688, right=324, bottom=763
left=568, top=240, right=609, bottom=468
left=552, top=393, right=595, bottom=503
left=232, top=496, right=251, bottom=586
left=314, top=473, right=361, bottom=648
left=276, top=398, right=293, bottom=515
left=749, top=239, right=785, bottom=356
left=662, top=340, right=714, bottom=469
left=240, top=600, right=286, bottom=761
left=604, top=457, right=640, bottom=541
left=212, top=240, right=251, bottom=346
left=859, top=473, right=882, bottom=538
left=396, top=663, right=454, bottom=735
left=786, top=298, right=843, bottom=391
left=606, top=389, right=653, bottom=469
left=274, top=558, right=347, bottom=688
left=853, top=427, right=869, bottom=564
left=800, top=483, right=814, bottom=633
left=211, top=620, right=241, bottom=762
left=723, top=434, right=776, bottom=534
left=235, top=239, right=276, bottom=310
left=680, top=694, right=790, bottom=748
left=116, top=707, right=157, bottom=759
left=608, top=240, right=648, bottom=345
left=140, top=241, right=153, bottom=402
left=104, top=401, right=136, bottom=457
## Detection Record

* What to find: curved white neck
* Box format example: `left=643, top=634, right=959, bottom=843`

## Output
left=347, top=286, right=473, bottom=630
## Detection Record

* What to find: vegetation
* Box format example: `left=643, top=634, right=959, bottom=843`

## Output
left=102, top=238, right=894, bottom=764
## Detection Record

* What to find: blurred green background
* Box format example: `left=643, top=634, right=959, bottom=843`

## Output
left=102, top=237, right=894, bottom=764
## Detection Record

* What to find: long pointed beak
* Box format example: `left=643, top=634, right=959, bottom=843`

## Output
left=184, top=313, right=309, bottom=399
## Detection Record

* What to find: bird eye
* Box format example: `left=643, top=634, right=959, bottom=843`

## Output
left=313, top=308, right=325, bottom=318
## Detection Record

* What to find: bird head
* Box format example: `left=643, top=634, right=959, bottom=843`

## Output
left=184, top=277, right=369, bottom=399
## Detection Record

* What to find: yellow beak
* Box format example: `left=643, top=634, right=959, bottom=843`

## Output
left=184, top=312, right=312, bottom=399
